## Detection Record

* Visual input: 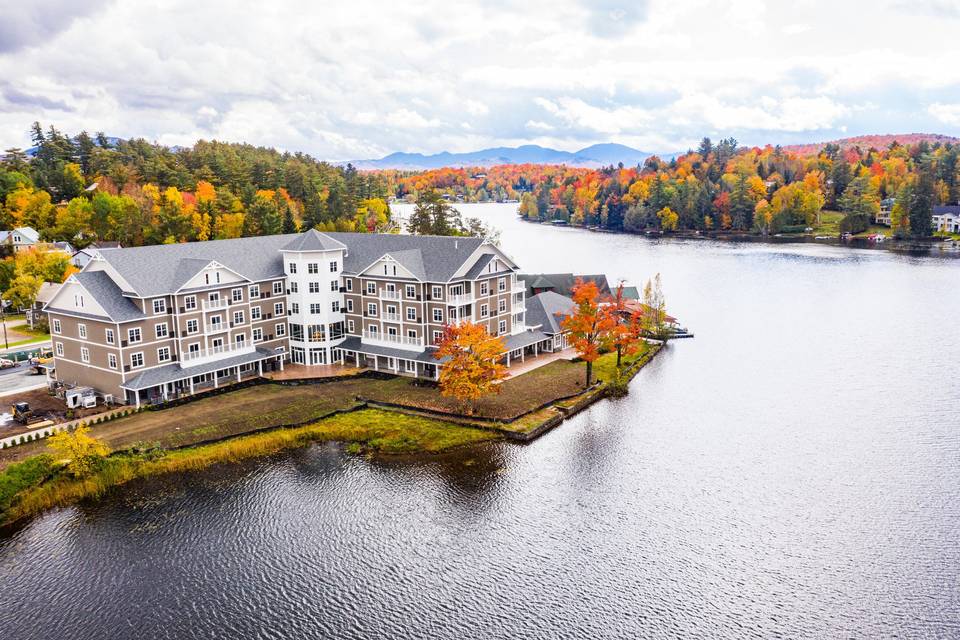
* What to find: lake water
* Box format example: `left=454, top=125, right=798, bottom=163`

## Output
left=2, top=204, right=958, bottom=639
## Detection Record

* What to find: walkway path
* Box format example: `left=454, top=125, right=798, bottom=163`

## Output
left=505, top=348, right=576, bottom=377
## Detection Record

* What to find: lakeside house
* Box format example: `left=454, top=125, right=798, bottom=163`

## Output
left=28, top=282, right=61, bottom=329
left=43, top=230, right=575, bottom=407
left=0, top=227, right=40, bottom=253
left=933, top=206, right=960, bottom=234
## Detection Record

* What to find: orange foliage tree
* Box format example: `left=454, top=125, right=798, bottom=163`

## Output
left=561, top=279, right=617, bottom=386
left=434, top=322, right=509, bottom=413
left=609, top=283, right=646, bottom=369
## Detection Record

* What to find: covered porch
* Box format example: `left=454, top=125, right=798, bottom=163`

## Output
left=121, top=348, right=286, bottom=408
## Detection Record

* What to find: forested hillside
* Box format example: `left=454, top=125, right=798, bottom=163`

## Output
left=393, top=137, right=959, bottom=239
left=0, top=123, right=394, bottom=248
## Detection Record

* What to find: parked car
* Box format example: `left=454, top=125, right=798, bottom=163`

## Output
left=0, top=358, right=14, bottom=369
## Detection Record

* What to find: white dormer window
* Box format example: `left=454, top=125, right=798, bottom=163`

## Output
left=153, top=298, right=166, bottom=314
left=74, top=294, right=84, bottom=307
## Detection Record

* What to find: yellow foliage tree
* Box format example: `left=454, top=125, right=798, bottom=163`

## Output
left=47, top=424, right=110, bottom=477
left=434, top=322, right=509, bottom=414
left=657, top=206, right=679, bottom=231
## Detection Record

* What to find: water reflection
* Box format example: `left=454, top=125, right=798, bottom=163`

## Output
left=2, top=206, right=958, bottom=639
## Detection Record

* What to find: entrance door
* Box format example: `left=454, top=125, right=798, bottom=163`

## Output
left=310, top=349, right=326, bottom=365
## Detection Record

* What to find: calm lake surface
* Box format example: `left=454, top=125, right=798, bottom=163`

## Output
left=2, top=204, right=958, bottom=639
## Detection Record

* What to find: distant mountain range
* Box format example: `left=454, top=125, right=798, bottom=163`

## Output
left=349, top=143, right=654, bottom=170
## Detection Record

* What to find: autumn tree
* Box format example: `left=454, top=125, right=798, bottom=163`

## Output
left=609, top=282, right=646, bottom=369
left=47, top=423, right=110, bottom=477
left=642, top=273, right=668, bottom=339
left=434, top=322, right=509, bottom=413
left=561, top=279, right=616, bottom=386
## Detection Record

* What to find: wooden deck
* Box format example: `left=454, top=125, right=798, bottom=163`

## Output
left=262, top=363, right=363, bottom=381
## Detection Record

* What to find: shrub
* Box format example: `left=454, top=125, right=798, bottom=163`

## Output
left=840, top=213, right=870, bottom=234
left=606, top=370, right=630, bottom=398
left=0, top=455, right=55, bottom=514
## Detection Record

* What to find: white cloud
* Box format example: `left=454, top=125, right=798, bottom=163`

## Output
left=928, top=102, right=960, bottom=126
left=0, top=0, right=958, bottom=158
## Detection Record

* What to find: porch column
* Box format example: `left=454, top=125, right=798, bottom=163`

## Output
left=434, top=366, right=440, bottom=380
left=189, top=378, right=194, bottom=395
left=213, top=371, right=219, bottom=389
left=236, top=366, right=241, bottom=382
left=279, top=356, right=284, bottom=371
left=258, top=360, right=263, bottom=376
left=506, top=352, right=510, bottom=367
left=162, top=384, right=169, bottom=401
left=521, top=349, right=525, bottom=362
left=134, top=390, right=141, bottom=409
left=534, top=342, right=538, bottom=356
left=394, top=359, right=399, bottom=373
left=374, top=357, right=378, bottom=371
left=355, top=351, right=360, bottom=366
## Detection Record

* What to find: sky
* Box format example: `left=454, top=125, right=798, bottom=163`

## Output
left=2, top=0, right=960, bottom=160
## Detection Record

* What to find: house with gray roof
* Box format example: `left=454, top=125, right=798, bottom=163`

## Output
left=43, top=229, right=557, bottom=405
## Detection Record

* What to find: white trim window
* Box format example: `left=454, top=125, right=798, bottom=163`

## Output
left=128, top=327, right=142, bottom=343
left=186, top=319, right=199, bottom=334
left=406, top=307, right=416, bottom=320
left=331, top=301, right=340, bottom=312
left=480, top=304, right=489, bottom=318
left=308, top=282, right=319, bottom=293
left=130, top=352, right=144, bottom=369
left=155, top=322, right=168, bottom=339
left=249, top=285, right=260, bottom=299
left=498, top=278, right=506, bottom=292
left=184, top=295, right=197, bottom=311
left=251, top=307, right=262, bottom=320
left=78, top=323, right=87, bottom=339
left=432, top=330, right=443, bottom=344
left=347, top=320, right=355, bottom=333
left=157, top=346, right=171, bottom=362
left=80, top=346, right=90, bottom=363
left=252, top=327, right=263, bottom=342
left=105, top=328, right=115, bottom=344
left=499, top=320, right=506, bottom=334
left=330, top=280, right=339, bottom=292
left=346, top=279, right=353, bottom=292
left=232, top=288, right=243, bottom=303
left=291, top=303, right=299, bottom=314
left=52, top=318, right=61, bottom=334
left=153, top=298, right=166, bottom=314
left=274, top=302, right=283, bottom=316
left=404, top=360, right=416, bottom=373
left=329, top=261, right=338, bottom=273
left=480, top=281, right=489, bottom=296
left=405, top=285, right=415, bottom=298
left=432, top=286, right=442, bottom=299
left=233, top=310, right=245, bottom=325
left=310, top=303, right=321, bottom=315
left=366, top=281, right=376, bottom=295
left=346, top=299, right=354, bottom=313
left=55, top=342, right=64, bottom=356
left=290, top=282, right=298, bottom=293
left=308, top=263, right=319, bottom=274
left=498, top=298, right=506, bottom=313
left=273, top=281, right=283, bottom=295
left=367, top=303, right=377, bottom=317
left=108, top=353, right=117, bottom=369
left=433, top=308, right=443, bottom=322
left=276, top=323, right=286, bottom=337
left=288, top=262, right=297, bottom=274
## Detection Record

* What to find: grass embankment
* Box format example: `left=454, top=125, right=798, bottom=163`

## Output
left=0, top=409, right=497, bottom=526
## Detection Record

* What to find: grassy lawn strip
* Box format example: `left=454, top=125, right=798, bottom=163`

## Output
left=0, top=409, right=497, bottom=526
left=361, top=359, right=588, bottom=420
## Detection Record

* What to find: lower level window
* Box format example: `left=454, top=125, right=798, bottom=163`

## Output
left=80, top=347, right=89, bottom=363
left=130, top=352, right=144, bottom=368
left=253, top=328, right=263, bottom=342
left=108, top=353, right=117, bottom=369
left=404, top=360, right=416, bottom=373
left=157, top=347, right=171, bottom=362
left=55, top=342, right=64, bottom=356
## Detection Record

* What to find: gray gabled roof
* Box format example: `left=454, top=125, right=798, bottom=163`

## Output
left=94, top=231, right=491, bottom=297
left=520, top=273, right=611, bottom=298
left=338, top=232, right=484, bottom=282
left=121, top=347, right=278, bottom=390
left=525, top=291, right=575, bottom=335
left=281, top=229, right=348, bottom=252
left=45, top=271, right=145, bottom=322
left=97, top=234, right=299, bottom=297
left=503, top=329, right=551, bottom=351
left=463, top=253, right=494, bottom=280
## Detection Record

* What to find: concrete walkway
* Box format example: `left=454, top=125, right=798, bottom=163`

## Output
left=263, top=363, right=363, bottom=381
left=504, top=347, right=576, bottom=377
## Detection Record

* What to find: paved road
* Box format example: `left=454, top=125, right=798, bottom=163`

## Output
left=0, top=341, right=52, bottom=398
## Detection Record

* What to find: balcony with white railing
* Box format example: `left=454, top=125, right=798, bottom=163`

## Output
left=362, top=330, right=424, bottom=351
left=382, top=312, right=401, bottom=322
left=380, top=290, right=401, bottom=300
left=205, top=323, right=229, bottom=334
left=202, top=298, right=229, bottom=311
left=448, top=292, right=473, bottom=306
left=181, top=342, right=256, bottom=367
